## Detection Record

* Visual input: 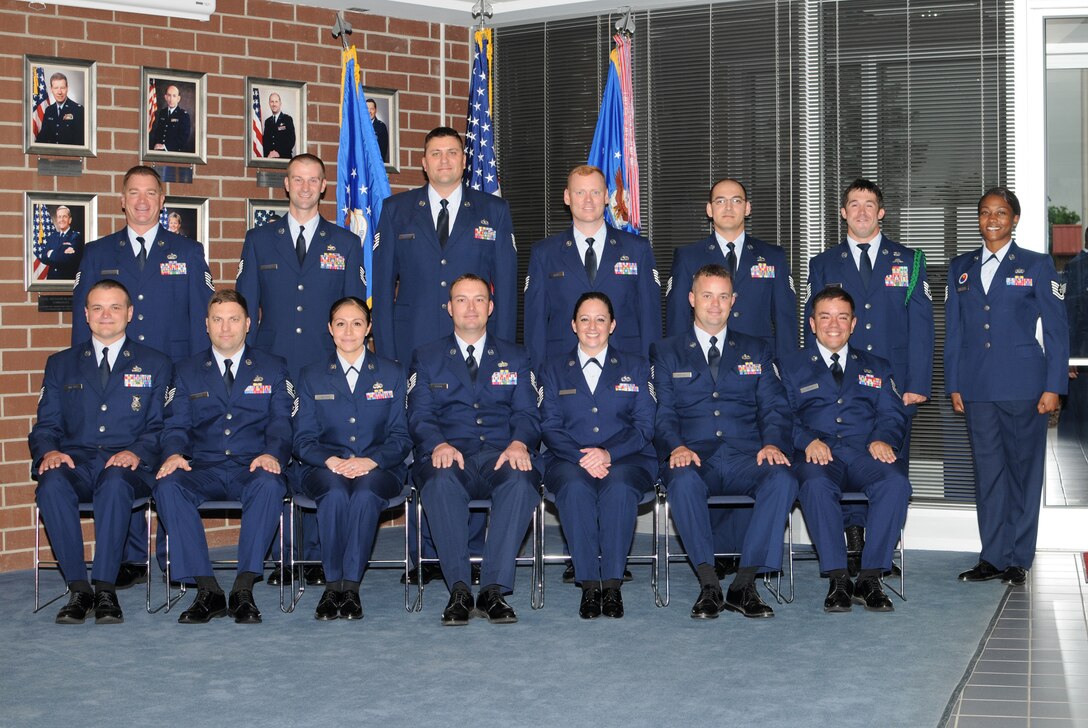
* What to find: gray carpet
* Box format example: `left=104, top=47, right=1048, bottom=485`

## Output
left=0, top=528, right=1009, bottom=728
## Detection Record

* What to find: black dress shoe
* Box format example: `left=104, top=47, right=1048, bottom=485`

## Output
left=959, top=560, right=1003, bottom=582
left=228, top=589, right=262, bottom=624
left=441, top=588, right=473, bottom=626
left=400, top=562, right=444, bottom=585
left=579, top=587, right=602, bottom=619
left=314, top=589, right=342, bottom=621
left=266, top=565, right=292, bottom=586
left=562, top=563, right=576, bottom=583
left=471, top=562, right=482, bottom=585
left=853, top=576, right=894, bottom=612
left=304, top=565, right=326, bottom=586
left=623, top=569, right=633, bottom=582
left=55, top=591, right=94, bottom=624
left=823, top=574, right=854, bottom=613
left=691, top=583, right=725, bottom=619
left=724, top=583, right=774, bottom=618
left=339, top=590, right=363, bottom=620
left=1002, top=566, right=1027, bottom=586
left=178, top=588, right=228, bottom=624
left=601, top=587, right=624, bottom=618
left=845, top=526, right=865, bottom=578
left=114, top=563, right=149, bottom=590
left=94, top=590, right=124, bottom=624
left=475, top=589, right=518, bottom=624
left=714, top=556, right=739, bottom=580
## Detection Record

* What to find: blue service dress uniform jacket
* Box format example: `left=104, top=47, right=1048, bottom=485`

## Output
left=29, top=339, right=171, bottom=585
left=236, top=216, right=367, bottom=380
left=262, top=113, right=295, bottom=158
left=524, top=225, right=661, bottom=368
left=945, top=243, right=1069, bottom=572
left=36, top=100, right=84, bottom=146
left=294, top=354, right=412, bottom=583
left=778, top=346, right=911, bottom=573
left=153, top=348, right=293, bottom=581
left=651, top=330, right=797, bottom=572
left=407, top=335, right=541, bottom=592
left=372, top=186, right=517, bottom=362
left=149, top=106, right=192, bottom=153
left=37, top=229, right=83, bottom=280
left=539, top=348, right=656, bottom=582
left=666, top=234, right=797, bottom=356
left=72, top=228, right=214, bottom=361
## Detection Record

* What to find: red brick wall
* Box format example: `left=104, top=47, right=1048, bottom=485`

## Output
left=0, top=0, right=471, bottom=571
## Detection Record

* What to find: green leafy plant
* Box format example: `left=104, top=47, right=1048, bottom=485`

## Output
left=1049, top=205, right=1082, bottom=225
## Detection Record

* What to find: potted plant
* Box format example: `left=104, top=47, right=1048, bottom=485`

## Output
left=1050, top=205, right=1083, bottom=255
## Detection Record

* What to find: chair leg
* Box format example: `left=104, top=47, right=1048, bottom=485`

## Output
left=278, top=504, right=289, bottom=613
left=660, top=499, right=672, bottom=608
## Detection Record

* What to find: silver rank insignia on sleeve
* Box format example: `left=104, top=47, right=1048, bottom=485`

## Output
left=1052, top=281, right=1066, bottom=300
left=205, top=271, right=214, bottom=291
left=407, top=372, right=417, bottom=395
left=652, top=269, right=661, bottom=287
left=523, top=274, right=531, bottom=293
left=664, top=277, right=673, bottom=297
left=373, top=231, right=380, bottom=251
left=164, top=386, right=176, bottom=407
left=923, top=280, right=932, bottom=301
left=236, top=259, right=244, bottom=277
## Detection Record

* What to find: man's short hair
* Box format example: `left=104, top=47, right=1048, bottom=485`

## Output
left=449, top=273, right=491, bottom=299
left=366, top=98, right=377, bottom=106
left=208, top=288, right=249, bottom=317
left=268, top=92, right=281, bottom=102
left=287, top=153, right=326, bottom=179
left=840, top=178, right=884, bottom=210
left=328, top=296, right=371, bottom=325
left=978, top=186, right=1021, bottom=218
left=425, top=126, right=463, bottom=148
left=48, top=72, right=68, bottom=86
left=692, top=263, right=734, bottom=289
left=810, top=285, right=855, bottom=315
left=708, top=177, right=749, bottom=202
left=122, top=165, right=163, bottom=191
left=87, top=279, right=132, bottom=307
left=567, top=165, right=606, bottom=187
left=55, top=205, right=71, bottom=216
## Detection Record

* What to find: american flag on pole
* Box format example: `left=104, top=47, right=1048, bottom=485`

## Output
left=587, top=34, right=641, bottom=234
left=31, top=204, right=56, bottom=281
left=147, top=77, right=157, bottom=135
left=251, top=87, right=264, bottom=158
left=31, top=66, right=48, bottom=138
left=464, top=28, right=499, bottom=195
left=159, top=207, right=171, bottom=230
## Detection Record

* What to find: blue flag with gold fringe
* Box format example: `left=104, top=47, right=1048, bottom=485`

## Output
left=587, top=34, right=640, bottom=235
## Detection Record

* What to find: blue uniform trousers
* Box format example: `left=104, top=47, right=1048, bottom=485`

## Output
left=36, top=456, right=153, bottom=585
left=841, top=404, right=915, bottom=530
left=415, top=449, right=539, bottom=593
left=664, top=448, right=796, bottom=572
left=301, top=468, right=402, bottom=583
left=153, top=462, right=285, bottom=582
left=795, top=446, right=910, bottom=573
left=964, top=400, right=1048, bottom=570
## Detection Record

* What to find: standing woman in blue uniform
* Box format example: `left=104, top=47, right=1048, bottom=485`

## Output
left=539, top=292, right=657, bottom=619
left=293, top=297, right=412, bottom=620
left=946, top=187, right=1069, bottom=586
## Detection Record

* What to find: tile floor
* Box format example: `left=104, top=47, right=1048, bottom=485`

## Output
left=944, top=551, right=1088, bottom=727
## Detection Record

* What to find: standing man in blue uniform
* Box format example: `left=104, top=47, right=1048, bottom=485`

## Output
left=153, top=290, right=292, bottom=624
left=149, top=85, right=193, bottom=153
left=652, top=264, right=797, bottom=620
left=236, top=152, right=368, bottom=587
left=31, top=280, right=172, bottom=624
left=35, top=72, right=84, bottom=147
left=780, top=287, right=910, bottom=612
left=948, top=187, right=1068, bottom=586
left=372, top=127, right=517, bottom=363
left=36, top=205, right=83, bottom=280
left=408, top=274, right=541, bottom=625
left=367, top=99, right=389, bottom=164
left=261, top=92, right=295, bottom=159
left=806, top=178, right=932, bottom=573
left=524, top=165, right=661, bottom=368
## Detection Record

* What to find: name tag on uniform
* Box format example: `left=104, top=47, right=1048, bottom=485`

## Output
left=100, top=269, right=120, bottom=276
left=491, top=370, right=517, bottom=385
left=737, top=363, right=762, bottom=375
left=475, top=226, right=497, bottom=241
left=245, top=384, right=272, bottom=394
left=614, top=262, right=638, bottom=275
left=64, top=383, right=83, bottom=391
left=124, top=374, right=153, bottom=387
left=160, top=262, right=188, bottom=275
left=366, top=390, right=394, bottom=400
left=558, top=388, right=577, bottom=396
left=429, top=383, right=448, bottom=389
left=858, top=374, right=882, bottom=388
left=398, top=233, right=415, bottom=240
left=320, top=253, right=345, bottom=270
left=170, top=118, right=180, bottom=123
left=314, top=393, right=335, bottom=400
left=189, top=391, right=209, bottom=399
left=672, top=371, right=692, bottom=378
left=549, top=271, right=565, bottom=278
left=800, top=383, right=819, bottom=393
left=750, top=263, right=776, bottom=278
left=615, top=382, right=639, bottom=392
left=1006, top=275, right=1033, bottom=287
left=259, top=264, right=278, bottom=271
left=885, top=265, right=909, bottom=287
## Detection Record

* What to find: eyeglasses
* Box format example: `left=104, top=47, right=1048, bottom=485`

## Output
left=711, top=196, right=747, bottom=207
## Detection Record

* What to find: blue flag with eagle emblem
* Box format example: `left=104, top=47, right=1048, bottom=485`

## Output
left=587, top=34, right=640, bottom=235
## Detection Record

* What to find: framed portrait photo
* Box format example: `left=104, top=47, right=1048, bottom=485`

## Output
left=160, top=196, right=210, bottom=262
left=247, top=199, right=290, bottom=231
left=141, top=67, right=207, bottom=164
left=25, top=55, right=97, bottom=158
left=362, top=87, right=399, bottom=172
left=25, top=192, right=97, bottom=292
left=246, top=78, right=307, bottom=169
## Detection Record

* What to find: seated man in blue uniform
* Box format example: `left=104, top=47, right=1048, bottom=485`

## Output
left=651, top=264, right=797, bottom=619
left=30, top=280, right=172, bottom=624
left=408, top=274, right=541, bottom=625
left=294, top=297, right=412, bottom=621
left=779, top=286, right=911, bottom=612
left=153, top=289, right=292, bottom=624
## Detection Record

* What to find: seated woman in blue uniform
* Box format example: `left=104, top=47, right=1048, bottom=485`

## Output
left=293, top=297, right=412, bottom=620
left=538, top=292, right=657, bottom=619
